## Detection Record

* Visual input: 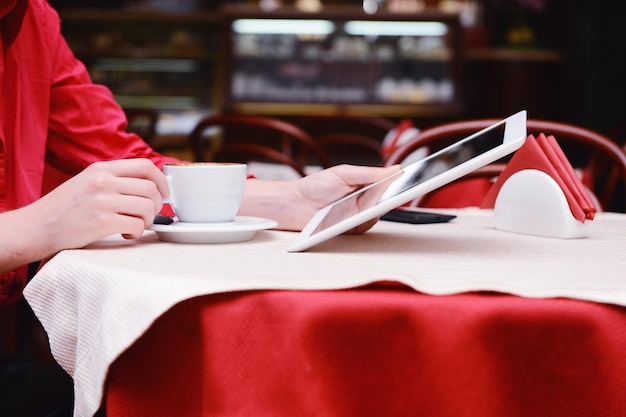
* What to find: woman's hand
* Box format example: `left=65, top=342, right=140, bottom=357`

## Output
left=0, top=159, right=168, bottom=272
left=40, top=159, right=169, bottom=242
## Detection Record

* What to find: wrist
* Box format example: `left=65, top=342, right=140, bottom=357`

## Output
left=0, top=205, right=51, bottom=273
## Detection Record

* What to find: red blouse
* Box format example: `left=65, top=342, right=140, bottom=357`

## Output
left=0, top=0, right=178, bottom=307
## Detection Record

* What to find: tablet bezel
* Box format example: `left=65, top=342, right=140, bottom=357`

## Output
left=287, top=110, right=527, bottom=252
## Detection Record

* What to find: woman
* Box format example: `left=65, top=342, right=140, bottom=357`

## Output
left=0, top=1, right=396, bottom=415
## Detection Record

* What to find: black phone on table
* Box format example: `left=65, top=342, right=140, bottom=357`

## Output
left=380, top=209, right=457, bottom=224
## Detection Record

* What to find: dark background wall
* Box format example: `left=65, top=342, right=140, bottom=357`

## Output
left=573, top=0, right=626, bottom=142
left=477, top=0, right=626, bottom=141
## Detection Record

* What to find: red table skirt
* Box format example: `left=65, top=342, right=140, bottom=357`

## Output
left=105, top=287, right=626, bottom=417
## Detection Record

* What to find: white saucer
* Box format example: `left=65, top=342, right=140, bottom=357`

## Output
left=148, top=216, right=278, bottom=244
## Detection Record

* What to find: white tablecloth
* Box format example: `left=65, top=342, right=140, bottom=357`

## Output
left=24, top=208, right=626, bottom=417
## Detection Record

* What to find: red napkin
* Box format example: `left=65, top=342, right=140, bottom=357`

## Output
left=480, top=133, right=597, bottom=222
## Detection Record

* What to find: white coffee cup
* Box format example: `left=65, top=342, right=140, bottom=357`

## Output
left=163, top=162, right=247, bottom=223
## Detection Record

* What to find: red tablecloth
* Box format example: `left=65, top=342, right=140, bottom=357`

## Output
left=105, top=287, right=626, bottom=417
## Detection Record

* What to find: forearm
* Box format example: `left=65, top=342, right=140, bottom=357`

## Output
left=238, top=179, right=310, bottom=231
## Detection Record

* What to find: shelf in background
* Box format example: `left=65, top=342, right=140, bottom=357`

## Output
left=464, top=47, right=565, bottom=62
left=58, top=8, right=219, bottom=112
left=57, top=9, right=219, bottom=23
left=231, top=102, right=462, bottom=118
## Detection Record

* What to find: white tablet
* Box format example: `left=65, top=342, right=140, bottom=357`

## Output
left=287, top=110, right=527, bottom=252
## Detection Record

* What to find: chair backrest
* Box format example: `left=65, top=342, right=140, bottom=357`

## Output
left=188, top=114, right=331, bottom=178
left=384, top=118, right=626, bottom=212
left=294, top=116, right=396, bottom=166
left=124, top=108, right=159, bottom=146
left=608, top=120, right=626, bottom=147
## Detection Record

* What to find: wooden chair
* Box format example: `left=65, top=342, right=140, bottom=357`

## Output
left=294, top=116, right=396, bottom=166
left=123, top=108, right=159, bottom=146
left=384, top=118, right=626, bottom=212
left=189, top=114, right=331, bottom=178
left=607, top=120, right=626, bottom=147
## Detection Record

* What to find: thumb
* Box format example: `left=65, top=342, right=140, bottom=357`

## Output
left=333, top=164, right=402, bottom=187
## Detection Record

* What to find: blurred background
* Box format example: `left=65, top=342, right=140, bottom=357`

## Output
left=48, top=0, right=626, bottom=157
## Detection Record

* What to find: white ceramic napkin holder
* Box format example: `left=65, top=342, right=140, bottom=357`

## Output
left=493, top=169, right=592, bottom=239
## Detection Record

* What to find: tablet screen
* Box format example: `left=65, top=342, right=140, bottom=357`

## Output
left=288, top=110, right=527, bottom=252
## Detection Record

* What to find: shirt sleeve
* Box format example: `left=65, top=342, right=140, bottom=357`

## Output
left=42, top=3, right=178, bottom=175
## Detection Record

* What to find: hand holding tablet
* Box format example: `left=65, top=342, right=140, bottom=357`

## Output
left=288, top=110, right=528, bottom=252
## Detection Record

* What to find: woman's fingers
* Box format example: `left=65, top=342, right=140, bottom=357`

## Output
left=58, top=159, right=168, bottom=240
left=109, top=176, right=165, bottom=215
left=89, top=159, right=169, bottom=199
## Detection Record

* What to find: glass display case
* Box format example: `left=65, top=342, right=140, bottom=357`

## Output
left=220, top=5, right=463, bottom=118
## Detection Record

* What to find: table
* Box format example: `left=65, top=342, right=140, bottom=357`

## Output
left=24, top=209, right=626, bottom=417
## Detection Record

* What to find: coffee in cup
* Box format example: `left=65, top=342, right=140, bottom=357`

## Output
left=163, top=162, right=247, bottom=223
